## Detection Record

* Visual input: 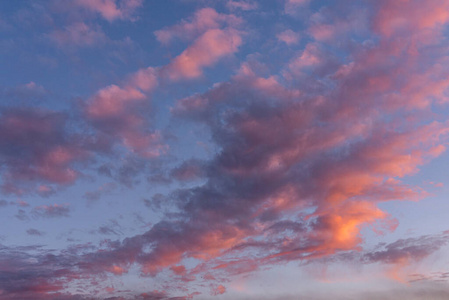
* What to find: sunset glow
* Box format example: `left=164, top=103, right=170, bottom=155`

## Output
left=1, top=1, right=449, bottom=299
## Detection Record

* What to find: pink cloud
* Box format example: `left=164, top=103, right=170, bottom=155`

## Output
left=226, top=1, right=258, bottom=11
left=49, top=22, right=106, bottom=47
left=211, top=284, right=226, bottom=295
left=73, top=0, right=143, bottom=21
left=277, top=29, right=300, bottom=45
left=170, top=265, right=187, bottom=276
left=109, top=265, right=127, bottom=275
left=82, top=8, right=243, bottom=161
left=288, top=43, right=324, bottom=71
left=166, top=0, right=449, bottom=269
left=154, top=8, right=241, bottom=44
left=374, top=0, right=449, bottom=38
left=170, top=159, right=205, bottom=181
left=0, top=108, right=88, bottom=193
left=86, top=85, right=145, bottom=119
left=285, top=0, right=310, bottom=14
left=128, top=67, right=158, bottom=92
left=4, top=1, right=449, bottom=298
left=307, top=7, right=367, bottom=42
left=164, top=28, right=242, bottom=80
left=85, top=68, right=166, bottom=158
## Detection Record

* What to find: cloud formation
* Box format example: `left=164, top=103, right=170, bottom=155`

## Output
left=1, top=0, right=449, bottom=299
left=0, top=108, right=88, bottom=194
left=32, top=204, right=71, bottom=219
left=162, top=23, right=243, bottom=80
left=72, top=0, right=143, bottom=22
left=49, top=22, right=107, bottom=47
left=154, top=8, right=241, bottom=45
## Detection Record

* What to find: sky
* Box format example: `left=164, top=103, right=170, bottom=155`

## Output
left=1, top=0, right=449, bottom=299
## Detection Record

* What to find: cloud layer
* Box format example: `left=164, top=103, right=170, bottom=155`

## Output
left=1, top=0, right=449, bottom=299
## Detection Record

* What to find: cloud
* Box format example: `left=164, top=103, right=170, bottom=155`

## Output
left=83, top=182, right=117, bottom=202
left=285, top=0, right=310, bottom=14
left=142, top=193, right=167, bottom=211
left=287, top=42, right=326, bottom=71
left=1, top=82, right=49, bottom=104
left=170, top=159, right=205, bottom=181
left=161, top=0, right=449, bottom=274
left=84, top=68, right=167, bottom=158
left=86, top=85, right=146, bottom=120
left=16, top=200, right=30, bottom=207
left=15, top=209, right=29, bottom=221
left=163, top=28, right=242, bottom=80
left=154, top=7, right=244, bottom=81
left=360, top=282, right=449, bottom=300
left=49, top=22, right=107, bottom=47
left=203, top=281, right=449, bottom=300
left=82, top=7, right=243, bottom=165
left=2, top=0, right=449, bottom=298
left=72, top=0, right=143, bottom=22
left=373, top=0, right=449, bottom=38
left=277, top=29, right=300, bottom=45
left=89, top=219, right=123, bottom=236
left=170, top=265, right=187, bottom=276
left=0, top=244, right=94, bottom=300
left=8, top=2, right=443, bottom=294
left=26, top=229, right=45, bottom=236
left=363, top=231, right=449, bottom=280
left=154, top=8, right=241, bottom=45
left=32, top=204, right=70, bottom=218
left=0, top=108, right=89, bottom=194
left=226, top=1, right=258, bottom=11
left=307, top=6, right=368, bottom=42
left=211, top=284, right=226, bottom=295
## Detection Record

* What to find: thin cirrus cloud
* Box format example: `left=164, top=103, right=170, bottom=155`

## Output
left=1, top=0, right=449, bottom=299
